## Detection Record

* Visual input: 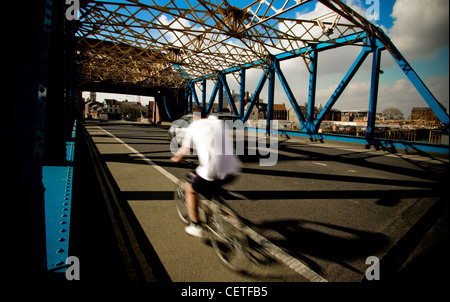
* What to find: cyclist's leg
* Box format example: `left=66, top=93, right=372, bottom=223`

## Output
left=185, top=181, right=199, bottom=224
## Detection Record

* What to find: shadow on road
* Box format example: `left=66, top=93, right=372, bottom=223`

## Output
left=248, top=219, right=388, bottom=277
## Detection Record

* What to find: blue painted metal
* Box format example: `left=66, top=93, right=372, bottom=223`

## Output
left=206, top=80, right=219, bottom=113
left=188, top=33, right=367, bottom=82
left=274, top=59, right=307, bottom=129
left=42, top=165, right=73, bottom=272
left=220, top=73, right=239, bottom=115
left=187, top=88, right=192, bottom=113
left=243, top=70, right=268, bottom=121
left=246, top=126, right=447, bottom=153
left=71, top=119, right=77, bottom=139
left=218, top=76, right=224, bottom=112
left=66, top=142, right=75, bottom=162
left=367, top=45, right=382, bottom=139
left=190, top=83, right=200, bottom=108
left=266, top=61, right=276, bottom=133
left=314, top=48, right=371, bottom=131
left=43, top=125, right=76, bottom=272
left=306, top=47, right=318, bottom=133
left=239, top=68, right=246, bottom=117
left=376, top=34, right=450, bottom=131
left=186, top=30, right=446, bottom=150
left=163, top=95, right=172, bottom=120
left=274, top=128, right=449, bottom=154
left=202, top=79, right=206, bottom=108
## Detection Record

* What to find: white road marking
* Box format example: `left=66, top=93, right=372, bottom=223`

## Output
left=95, top=126, right=328, bottom=282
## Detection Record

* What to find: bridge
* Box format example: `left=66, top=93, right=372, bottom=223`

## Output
left=10, top=0, right=449, bottom=291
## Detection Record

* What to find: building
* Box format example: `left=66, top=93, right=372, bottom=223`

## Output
left=272, top=103, right=287, bottom=120
left=104, top=99, right=121, bottom=119
left=411, top=107, right=442, bottom=126
left=288, top=106, right=320, bottom=121
left=85, top=101, right=105, bottom=119
left=323, top=109, right=341, bottom=121
left=340, top=109, right=369, bottom=122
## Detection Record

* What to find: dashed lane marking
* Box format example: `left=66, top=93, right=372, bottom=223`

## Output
left=94, top=126, right=328, bottom=282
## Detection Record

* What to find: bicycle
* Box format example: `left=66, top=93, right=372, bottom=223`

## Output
left=174, top=168, right=250, bottom=272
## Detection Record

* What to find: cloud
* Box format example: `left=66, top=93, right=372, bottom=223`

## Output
left=193, top=0, right=448, bottom=121
left=388, top=0, right=449, bottom=60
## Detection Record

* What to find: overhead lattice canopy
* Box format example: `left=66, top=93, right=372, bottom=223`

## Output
left=75, top=0, right=390, bottom=89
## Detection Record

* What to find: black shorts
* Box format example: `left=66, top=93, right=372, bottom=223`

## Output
left=191, top=173, right=235, bottom=200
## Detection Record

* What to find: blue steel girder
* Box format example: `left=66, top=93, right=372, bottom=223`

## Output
left=202, top=79, right=207, bottom=108
left=266, top=60, right=276, bottom=134
left=220, top=73, right=239, bottom=116
left=375, top=34, right=449, bottom=131
left=243, top=70, right=268, bottom=122
left=239, top=68, right=246, bottom=117
left=367, top=44, right=382, bottom=139
left=189, top=82, right=200, bottom=108
left=163, top=95, right=172, bottom=120
left=190, top=31, right=368, bottom=119
left=218, top=77, right=223, bottom=112
left=206, top=80, right=219, bottom=113
left=305, top=46, right=319, bottom=133
left=313, top=47, right=371, bottom=131
left=195, top=74, right=239, bottom=114
left=186, top=30, right=448, bottom=142
left=273, top=58, right=307, bottom=129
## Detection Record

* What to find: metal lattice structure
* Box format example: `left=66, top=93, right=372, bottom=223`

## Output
left=76, top=0, right=385, bottom=87
left=75, top=0, right=449, bottom=142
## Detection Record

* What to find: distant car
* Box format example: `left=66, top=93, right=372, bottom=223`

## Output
left=168, top=113, right=247, bottom=153
left=99, top=113, right=109, bottom=122
left=168, top=114, right=193, bottom=145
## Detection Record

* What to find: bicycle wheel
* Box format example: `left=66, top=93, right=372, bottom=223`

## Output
left=205, top=200, right=249, bottom=271
left=174, top=180, right=190, bottom=224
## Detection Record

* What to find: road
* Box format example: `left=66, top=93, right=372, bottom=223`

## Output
left=85, top=122, right=449, bottom=282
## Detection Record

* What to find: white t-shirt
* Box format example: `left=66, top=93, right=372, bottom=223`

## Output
left=182, top=117, right=242, bottom=181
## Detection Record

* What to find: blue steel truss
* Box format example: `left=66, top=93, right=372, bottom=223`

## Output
left=184, top=30, right=449, bottom=154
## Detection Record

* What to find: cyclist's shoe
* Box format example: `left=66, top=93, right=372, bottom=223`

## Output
left=185, top=223, right=203, bottom=238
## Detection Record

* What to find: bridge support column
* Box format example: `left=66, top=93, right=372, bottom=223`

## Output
left=239, top=68, right=246, bottom=117
left=305, top=47, right=318, bottom=133
left=202, top=79, right=206, bottom=108
left=266, top=60, right=276, bottom=134
left=367, top=46, right=382, bottom=140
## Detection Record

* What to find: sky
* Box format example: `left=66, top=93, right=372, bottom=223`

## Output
left=239, top=0, right=449, bottom=117
left=83, top=0, right=449, bottom=118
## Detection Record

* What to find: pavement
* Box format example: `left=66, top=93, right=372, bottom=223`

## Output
left=68, top=122, right=449, bottom=289
left=75, top=124, right=307, bottom=282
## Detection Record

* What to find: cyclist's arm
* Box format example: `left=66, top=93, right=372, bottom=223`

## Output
left=171, top=121, right=196, bottom=163
left=170, top=146, right=189, bottom=163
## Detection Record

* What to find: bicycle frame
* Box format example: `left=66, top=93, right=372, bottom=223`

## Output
left=174, top=173, right=249, bottom=271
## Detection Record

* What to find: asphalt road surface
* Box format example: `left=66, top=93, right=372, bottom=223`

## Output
left=87, top=122, right=449, bottom=282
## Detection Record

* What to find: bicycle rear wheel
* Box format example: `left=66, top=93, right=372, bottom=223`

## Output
left=205, top=201, right=249, bottom=272
left=174, top=180, right=190, bottom=224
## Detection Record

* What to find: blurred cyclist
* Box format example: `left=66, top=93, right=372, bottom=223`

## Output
left=171, top=107, right=242, bottom=237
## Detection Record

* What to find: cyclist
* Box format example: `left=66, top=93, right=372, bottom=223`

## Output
left=170, top=107, right=242, bottom=237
